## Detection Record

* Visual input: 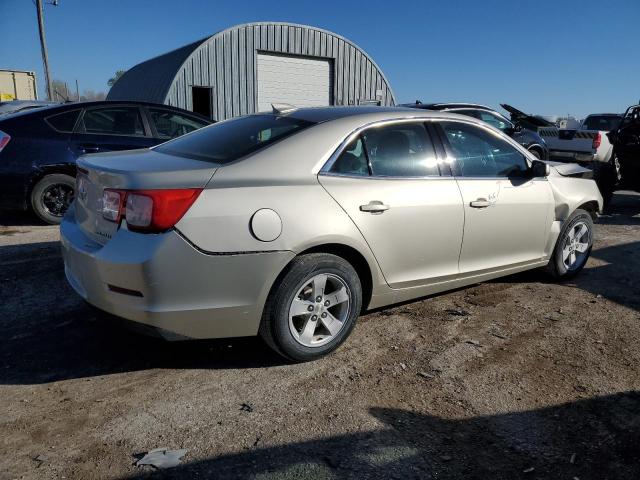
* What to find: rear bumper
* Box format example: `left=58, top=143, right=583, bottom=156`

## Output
left=549, top=150, right=598, bottom=163
left=60, top=207, right=295, bottom=340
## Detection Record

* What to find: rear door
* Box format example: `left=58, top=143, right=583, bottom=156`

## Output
left=436, top=120, right=554, bottom=274
left=70, top=105, right=156, bottom=157
left=319, top=121, right=464, bottom=289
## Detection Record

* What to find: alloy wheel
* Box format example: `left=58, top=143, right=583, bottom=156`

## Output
left=561, top=221, right=591, bottom=271
left=288, top=273, right=351, bottom=347
left=41, top=183, right=74, bottom=217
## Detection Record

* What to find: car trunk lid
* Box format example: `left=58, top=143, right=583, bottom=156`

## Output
left=74, top=148, right=217, bottom=245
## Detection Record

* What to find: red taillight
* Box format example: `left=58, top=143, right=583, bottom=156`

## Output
left=592, top=132, right=601, bottom=150
left=102, top=188, right=202, bottom=233
left=0, top=131, right=11, bottom=152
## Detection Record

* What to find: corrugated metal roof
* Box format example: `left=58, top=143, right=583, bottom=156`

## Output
left=107, top=22, right=396, bottom=120
left=107, top=37, right=208, bottom=103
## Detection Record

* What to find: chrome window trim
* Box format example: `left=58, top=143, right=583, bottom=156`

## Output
left=320, top=117, right=449, bottom=178
left=319, top=115, right=537, bottom=180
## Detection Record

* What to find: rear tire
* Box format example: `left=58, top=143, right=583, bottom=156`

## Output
left=30, top=174, right=75, bottom=225
left=260, top=253, right=362, bottom=362
left=546, top=209, right=593, bottom=280
left=528, top=148, right=542, bottom=160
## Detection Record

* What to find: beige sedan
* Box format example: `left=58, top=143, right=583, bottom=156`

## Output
left=61, top=106, right=602, bottom=361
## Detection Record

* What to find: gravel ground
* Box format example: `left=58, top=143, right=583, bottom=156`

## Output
left=1, top=192, right=639, bottom=480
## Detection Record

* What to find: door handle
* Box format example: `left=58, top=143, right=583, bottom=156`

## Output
left=470, top=198, right=491, bottom=208
left=359, top=201, right=390, bottom=214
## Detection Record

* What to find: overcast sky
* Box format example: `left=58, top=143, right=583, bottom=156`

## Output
left=2, top=0, right=639, bottom=118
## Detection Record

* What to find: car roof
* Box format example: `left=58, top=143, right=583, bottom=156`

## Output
left=259, top=106, right=493, bottom=135
left=399, top=102, right=495, bottom=112
left=583, top=113, right=622, bottom=117
left=2, top=100, right=211, bottom=122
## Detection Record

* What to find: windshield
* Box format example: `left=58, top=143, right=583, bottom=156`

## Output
left=582, top=115, right=622, bottom=131
left=155, top=114, right=315, bottom=164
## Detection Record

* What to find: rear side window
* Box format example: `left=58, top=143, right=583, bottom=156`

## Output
left=363, top=123, right=439, bottom=177
left=148, top=108, right=209, bottom=139
left=79, top=107, right=145, bottom=136
left=330, top=137, right=370, bottom=176
left=155, top=114, right=314, bottom=164
left=441, top=121, right=529, bottom=178
left=45, top=110, right=80, bottom=132
left=582, top=115, right=622, bottom=131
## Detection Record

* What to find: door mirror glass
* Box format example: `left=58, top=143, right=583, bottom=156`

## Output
left=531, top=159, right=550, bottom=177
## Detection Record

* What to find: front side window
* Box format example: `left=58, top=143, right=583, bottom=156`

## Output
left=79, top=107, right=145, bottom=136
left=441, top=121, right=529, bottom=178
left=476, top=111, right=513, bottom=132
left=362, top=123, right=439, bottom=177
left=155, top=114, right=314, bottom=164
left=149, top=108, right=209, bottom=139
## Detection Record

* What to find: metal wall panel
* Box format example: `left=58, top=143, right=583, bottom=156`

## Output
left=107, top=22, right=395, bottom=121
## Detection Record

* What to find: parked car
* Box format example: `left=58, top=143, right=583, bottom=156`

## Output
left=0, top=101, right=211, bottom=223
left=608, top=104, right=640, bottom=192
left=400, top=102, right=549, bottom=160
left=502, top=104, right=621, bottom=204
left=0, top=100, right=61, bottom=117
left=60, top=106, right=602, bottom=362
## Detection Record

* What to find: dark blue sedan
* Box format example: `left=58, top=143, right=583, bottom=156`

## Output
left=0, top=101, right=211, bottom=224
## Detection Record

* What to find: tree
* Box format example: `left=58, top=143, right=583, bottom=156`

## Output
left=107, top=70, right=126, bottom=88
left=79, top=90, right=107, bottom=102
left=51, top=79, right=71, bottom=101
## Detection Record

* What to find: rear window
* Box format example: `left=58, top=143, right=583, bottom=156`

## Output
left=155, top=114, right=315, bottom=164
left=582, top=115, right=622, bottom=131
left=45, top=110, right=81, bottom=132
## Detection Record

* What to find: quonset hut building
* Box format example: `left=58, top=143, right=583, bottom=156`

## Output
left=107, top=22, right=396, bottom=121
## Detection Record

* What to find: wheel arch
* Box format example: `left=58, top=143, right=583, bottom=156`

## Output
left=577, top=200, right=599, bottom=221
left=27, top=164, right=77, bottom=199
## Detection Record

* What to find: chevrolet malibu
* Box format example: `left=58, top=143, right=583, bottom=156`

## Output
left=61, top=106, right=602, bottom=361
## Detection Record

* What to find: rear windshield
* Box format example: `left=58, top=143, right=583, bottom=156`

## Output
left=155, top=114, right=315, bottom=164
left=582, top=115, right=622, bottom=131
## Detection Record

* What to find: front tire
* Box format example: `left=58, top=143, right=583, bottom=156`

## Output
left=528, top=148, right=542, bottom=160
left=546, top=209, right=593, bottom=279
left=260, top=253, right=362, bottom=362
left=30, top=174, right=75, bottom=224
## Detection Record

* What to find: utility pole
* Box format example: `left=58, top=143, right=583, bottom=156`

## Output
left=35, top=0, right=54, bottom=100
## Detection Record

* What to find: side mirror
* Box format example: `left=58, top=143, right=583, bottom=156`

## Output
left=531, top=159, right=550, bottom=177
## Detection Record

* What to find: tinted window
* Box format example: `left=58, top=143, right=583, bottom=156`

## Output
left=330, top=137, right=369, bottom=176
left=582, top=115, right=622, bottom=131
left=46, top=110, right=80, bottom=132
left=79, top=107, right=144, bottom=136
left=476, top=111, right=513, bottom=132
left=149, top=108, right=209, bottom=139
left=155, top=114, right=314, bottom=164
left=363, top=123, right=439, bottom=177
left=442, top=122, right=529, bottom=177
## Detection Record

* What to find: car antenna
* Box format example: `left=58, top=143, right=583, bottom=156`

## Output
left=271, top=103, right=297, bottom=114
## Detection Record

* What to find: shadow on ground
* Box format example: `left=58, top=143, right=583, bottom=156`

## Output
left=599, top=191, right=640, bottom=225
left=0, top=241, right=287, bottom=386
left=0, top=209, right=46, bottom=227
left=121, top=391, right=640, bottom=479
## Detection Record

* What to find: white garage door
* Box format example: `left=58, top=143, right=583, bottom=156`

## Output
left=257, top=53, right=333, bottom=112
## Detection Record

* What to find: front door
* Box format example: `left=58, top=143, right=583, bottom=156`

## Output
left=437, top=120, right=554, bottom=274
left=70, top=105, right=156, bottom=158
left=319, top=121, right=464, bottom=289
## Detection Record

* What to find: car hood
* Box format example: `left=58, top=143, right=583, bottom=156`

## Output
left=547, top=161, right=594, bottom=179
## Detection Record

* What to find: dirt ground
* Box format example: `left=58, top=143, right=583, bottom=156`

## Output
left=1, top=192, right=639, bottom=480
